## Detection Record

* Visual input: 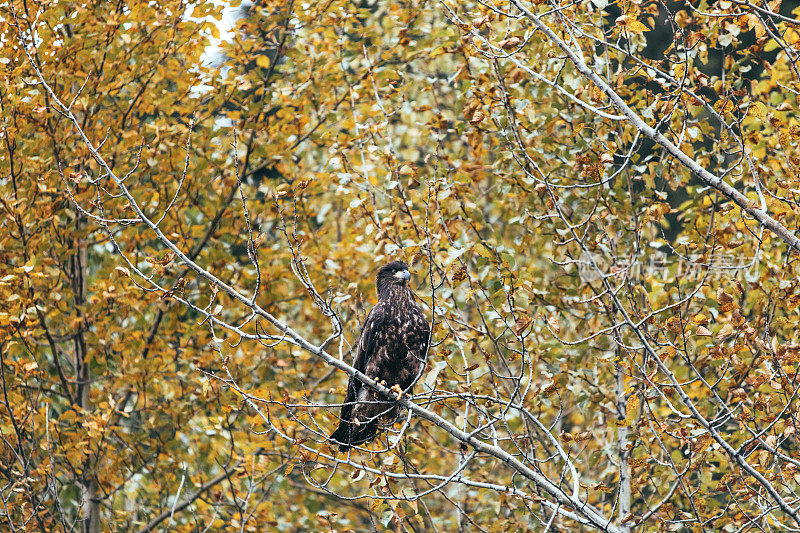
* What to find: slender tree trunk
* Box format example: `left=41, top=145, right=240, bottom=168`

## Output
left=616, top=362, right=631, bottom=532
left=82, top=478, right=100, bottom=533
left=72, top=215, right=100, bottom=533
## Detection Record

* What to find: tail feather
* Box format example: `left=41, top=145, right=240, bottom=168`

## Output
left=330, top=419, right=378, bottom=451
left=329, top=423, right=350, bottom=450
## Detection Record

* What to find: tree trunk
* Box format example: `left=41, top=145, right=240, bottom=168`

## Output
left=616, top=362, right=631, bottom=533
left=72, top=215, right=99, bottom=533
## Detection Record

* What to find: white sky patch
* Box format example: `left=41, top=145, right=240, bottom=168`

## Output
left=188, top=0, right=251, bottom=96
left=200, top=0, right=252, bottom=68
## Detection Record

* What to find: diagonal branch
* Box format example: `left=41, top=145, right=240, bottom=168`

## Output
left=505, top=0, right=800, bottom=253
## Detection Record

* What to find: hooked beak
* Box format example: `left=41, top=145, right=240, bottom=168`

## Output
left=394, top=269, right=411, bottom=281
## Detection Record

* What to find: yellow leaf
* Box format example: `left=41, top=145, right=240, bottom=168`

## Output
left=626, top=395, right=639, bottom=418
left=626, top=20, right=648, bottom=33
left=717, top=288, right=737, bottom=312
left=693, top=434, right=713, bottom=453
left=660, top=346, right=676, bottom=359
left=473, top=244, right=493, bottom=258
left=616, top=15, right=648, bottom=34
left=256, top=55, right=270, bottom=69
left=665, top=316, right=683, bottom=333
left=751, top=101, right=768, bottom=120
left=629, top=455, right=648, bottom=468
left=747, top=14, right=766, bottom=39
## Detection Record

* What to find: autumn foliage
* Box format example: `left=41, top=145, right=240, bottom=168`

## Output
left=4, top=0, right=800, bottom=531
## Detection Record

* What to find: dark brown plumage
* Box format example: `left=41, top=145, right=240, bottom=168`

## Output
left=330, top=261, right=430, bottom=451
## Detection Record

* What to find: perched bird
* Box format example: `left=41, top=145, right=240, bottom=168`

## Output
left=330, top=260, right=430, bottom=451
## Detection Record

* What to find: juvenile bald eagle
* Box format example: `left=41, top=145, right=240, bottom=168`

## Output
left=330, top=261, right=430, bottom=451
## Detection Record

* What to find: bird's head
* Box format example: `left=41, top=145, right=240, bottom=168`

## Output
left=377, top=260, right=411, bottom=297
